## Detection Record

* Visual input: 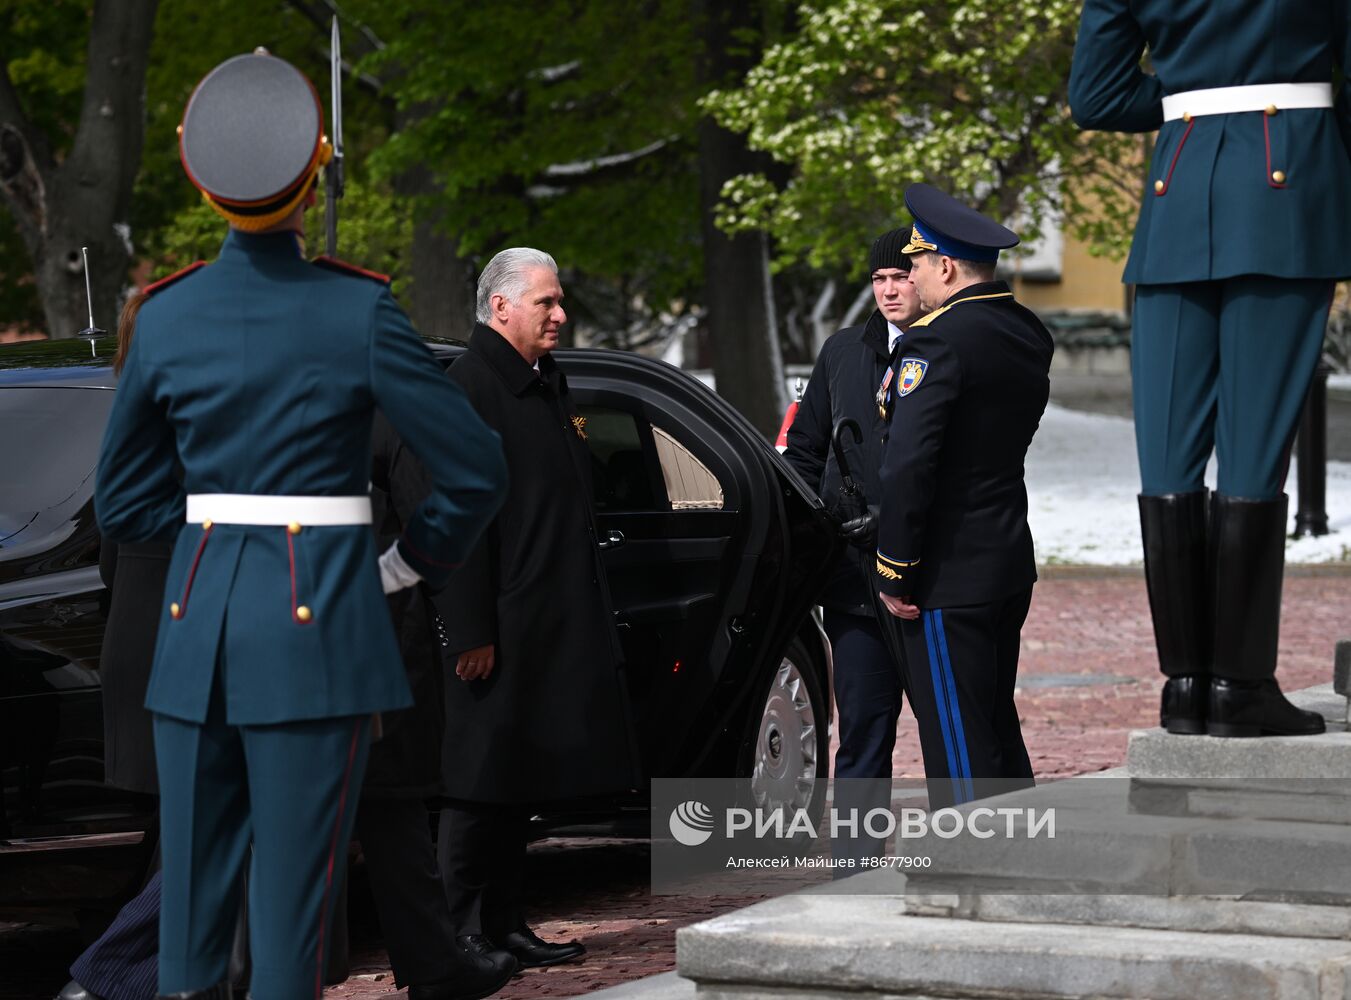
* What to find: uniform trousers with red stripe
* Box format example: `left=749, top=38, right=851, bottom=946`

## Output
left=152, top=664, right=370, bottom=1000
left=897, top=588, right=1035, bottom=810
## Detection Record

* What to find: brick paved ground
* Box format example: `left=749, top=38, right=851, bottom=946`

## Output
left=5, top=569, right=1348, bottom=1000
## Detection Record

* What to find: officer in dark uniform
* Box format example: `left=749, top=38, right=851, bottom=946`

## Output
left=1069, top=2, right=1346, bottom=738
left=874, top=184, right=1053, bottom=809
left=95, top=51, right=506, bottom=1000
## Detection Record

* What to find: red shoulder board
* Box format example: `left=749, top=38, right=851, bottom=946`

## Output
left=312, top=255, right=391, bottom=285
left=144, top=261, right=208, bottom=297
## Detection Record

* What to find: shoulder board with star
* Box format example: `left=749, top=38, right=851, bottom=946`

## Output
left=312, top=255, right=391, bottom=285
left=144, top=261, right=208, bottom=297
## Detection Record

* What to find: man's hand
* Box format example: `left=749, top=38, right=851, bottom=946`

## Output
left=838, top=512, right=876, bottom=549
left=878, top=592, right=920, bottom=621
left=455, top=644, right=496, bottom=681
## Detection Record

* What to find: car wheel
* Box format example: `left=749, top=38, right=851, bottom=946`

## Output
left=743, top=636, right=828, bottom=821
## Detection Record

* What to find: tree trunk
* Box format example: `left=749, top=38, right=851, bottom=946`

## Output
left=695, top=0, right=785, bottom=439
left=0, top=0, right=157, bottom=339
left=395, top=160, right=477, bottom=342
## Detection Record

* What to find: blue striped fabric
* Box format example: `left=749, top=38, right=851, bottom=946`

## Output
left=69, top=870, right=160, bottom=1000
left=922, top=610, right=974, bottom=805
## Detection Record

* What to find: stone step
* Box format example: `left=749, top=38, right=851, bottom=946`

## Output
left=1127, top=683, right=1351, bottom=782
left=677, top=894, right=1351, bottom=1000
left=586, top=972, right=696, bottom=1000
left=899, top=774, right=1351, bottom=901
left=903, top=890, right=1351, bottom=941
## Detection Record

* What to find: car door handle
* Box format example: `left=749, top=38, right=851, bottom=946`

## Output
left=598, top=529, right=626, bottom=550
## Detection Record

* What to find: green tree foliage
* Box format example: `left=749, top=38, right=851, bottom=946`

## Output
left=345, top=0, right=705, bottom=314
left=147, top=173, right=412, bottom=297
left=703, top=0, right=1141, bottom=276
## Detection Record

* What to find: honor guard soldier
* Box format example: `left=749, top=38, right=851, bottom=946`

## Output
left=1069, top=2, right=1347, bottom=738
left=874, top=184, right=1053, bottom=809
left=94, top=51, right=507, bottom=1000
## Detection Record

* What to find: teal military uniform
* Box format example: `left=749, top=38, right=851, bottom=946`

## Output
left=1070, top=0, right=1350, bottom=496
left=1069, top=2, right=1344, bottom=736
left=95, top=231, right=506, bottom=997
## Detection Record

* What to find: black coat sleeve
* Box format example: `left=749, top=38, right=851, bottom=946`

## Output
left=783, top=339, right=833, bottom=489
left=874, top=330, right=961, bottom=598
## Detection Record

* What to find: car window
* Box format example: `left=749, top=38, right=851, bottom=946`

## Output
left=652, top=427, right=724, bottom=510
left=0, top=387, right=113, bottom=544
left=582, top=406, right=664, bottom=512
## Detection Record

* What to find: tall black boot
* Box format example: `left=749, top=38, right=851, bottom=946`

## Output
left=1207, top=494, right=1324, bottom=738
left=1139, top=492, right=1210, bottom=734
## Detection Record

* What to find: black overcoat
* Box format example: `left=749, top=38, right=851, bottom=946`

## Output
left=784, top=309, right=895, bottom=616
left=363, top=414, right=449, bottom=799
left=435, top=324, right=639, bottom=804
left=98, top=541, right=171, bottom=794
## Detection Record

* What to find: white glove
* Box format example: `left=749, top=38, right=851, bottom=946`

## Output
left=378, top=542, right=422, bottom=595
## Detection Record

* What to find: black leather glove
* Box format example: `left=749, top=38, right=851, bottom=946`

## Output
left=838, top=511, right=876, bottom=549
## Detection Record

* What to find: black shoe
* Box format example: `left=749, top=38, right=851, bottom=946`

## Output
left=409, top=938, right=518, bottom=1000
left=1207, top=678, right=1327, bottom=738
left=55, top=982, right=104, bottom=1000
left=457, top=934, right=522, bottom=974
left=497, top=925, right=586, bottom=968
left=1161, top=675, right=1209, bottom=735
left=1139, top=492, right=1211, bottom=734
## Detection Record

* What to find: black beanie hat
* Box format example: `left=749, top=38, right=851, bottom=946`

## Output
left=869, top=225, right=913, bottom=274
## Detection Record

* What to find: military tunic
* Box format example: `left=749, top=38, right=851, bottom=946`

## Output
left=1069, top=0, right=1349, bottom=499
left=94, top=230, right=506, bottom=998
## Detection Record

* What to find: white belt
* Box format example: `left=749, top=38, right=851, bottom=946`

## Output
left=1162, top=82, right=1333, bottom=122
left=186, top=494, right=372, bottom=526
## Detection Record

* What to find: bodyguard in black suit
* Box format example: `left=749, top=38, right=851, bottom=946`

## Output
left=784, top=227, right=921, bottom=865
left=874, top=184, right=1053, bottom=809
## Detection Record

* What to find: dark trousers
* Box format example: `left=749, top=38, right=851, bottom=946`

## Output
left=898, top=589, right=1034, bottom=809
left=153, top=670, right=370, bottom=1000
left=356, top=798, right=458, bottom=988
left=69, top=871, right=160, bottom=1000
left=438, top=803, right=529, bottom=940
left=823, top=609, right=903, bottom=864
left=1132, top=278, right=1332, bottom=499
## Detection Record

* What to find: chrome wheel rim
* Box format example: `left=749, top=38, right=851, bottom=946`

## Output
left=751, top=656, right=818, bottom=813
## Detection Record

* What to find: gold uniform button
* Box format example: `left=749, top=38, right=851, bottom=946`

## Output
left=1182, top=111, right=1192, bottom=123
left=170, top=602, right=182, bottom=619
left=296, top=605, right=313, bottom=622
left=1272, top=170, right=1286, bottom=183
left=1265, top=104, right=1277, bottom=116
left=1153, top=179, right=1165, bottom=194
left=202, top=519, right=213, bottom=531
left=288, top=521, right=302, bottom=535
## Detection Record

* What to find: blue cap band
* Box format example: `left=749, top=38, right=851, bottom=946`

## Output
left=903, top=221, right=1000, bottom=264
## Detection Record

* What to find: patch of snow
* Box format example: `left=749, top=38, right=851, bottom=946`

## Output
left=1027, top=404, right=1351, bottom=565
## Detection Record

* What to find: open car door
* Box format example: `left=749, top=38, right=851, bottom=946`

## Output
left=558, top=350, right=839, bottom=807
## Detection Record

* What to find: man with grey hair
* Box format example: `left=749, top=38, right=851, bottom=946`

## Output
left=434, top=248, right=640, bottom=969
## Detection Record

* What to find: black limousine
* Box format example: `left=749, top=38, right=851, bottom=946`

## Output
left=0, top=335, right=838, bottom=924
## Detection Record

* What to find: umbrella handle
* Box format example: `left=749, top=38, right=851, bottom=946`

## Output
left=832, top=418, right=864, bottom=494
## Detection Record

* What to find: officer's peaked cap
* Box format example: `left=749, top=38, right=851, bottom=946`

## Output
left=179, top=51, right=331, bottom=231
left=901, top=183, right=1018, bottom=263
